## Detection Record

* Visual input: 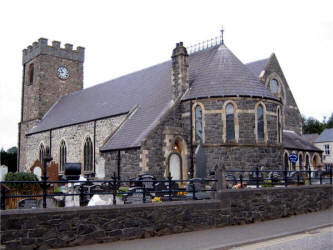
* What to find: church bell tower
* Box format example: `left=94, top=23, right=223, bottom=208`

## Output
left=18, top=38, right=85, bottom=171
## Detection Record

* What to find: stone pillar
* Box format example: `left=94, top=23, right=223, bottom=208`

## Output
left=171, top=42, right=189, bottom=101
left=215, top=164, right=226, bottom=200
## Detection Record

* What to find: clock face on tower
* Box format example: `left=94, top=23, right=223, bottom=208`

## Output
left=57, top=66, right=70, bottom=80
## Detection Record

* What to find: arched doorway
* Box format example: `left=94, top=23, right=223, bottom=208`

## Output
left=168, top=152, right=182, bottom=180
left=298, top=153, right=303, bottom=170
left=312, top=154, right=320, bottom=169
left=167, top=138, right=188, bottom=180
left=305, top=154, right=310, bottom=170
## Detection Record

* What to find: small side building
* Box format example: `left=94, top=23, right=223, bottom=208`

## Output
left=314, top=128, right=333, bottom=170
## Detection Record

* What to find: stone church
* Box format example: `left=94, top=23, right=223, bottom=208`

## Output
left=18, top=33, right=322, bottom=179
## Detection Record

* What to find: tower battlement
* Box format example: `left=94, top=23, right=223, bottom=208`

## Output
left=22, top=38, right=85, bottom=64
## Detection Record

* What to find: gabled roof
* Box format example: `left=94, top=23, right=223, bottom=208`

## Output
left=29, top=44, right=281, bottom=151
left=283, top=130, right=322, bottom=152
left=245, top=58, right=269, bottom=77
left=315, top=128, right=333, bottom=143
left=302, top=133, right=320, bottom=143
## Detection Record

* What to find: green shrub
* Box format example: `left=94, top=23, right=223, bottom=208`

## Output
left=261, top=180, right=273, bottom=188
left=117, top=186, right=129, bottom=197
left=4, top=172, right=41, bottom=194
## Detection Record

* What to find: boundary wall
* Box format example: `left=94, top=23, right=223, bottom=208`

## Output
left=1, top=185, right=332, bottom=249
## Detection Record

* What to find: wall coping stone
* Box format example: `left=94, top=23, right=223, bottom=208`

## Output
left=1, top=199, right=220, bottom=216
left=219, top=184, right=333, bottom=194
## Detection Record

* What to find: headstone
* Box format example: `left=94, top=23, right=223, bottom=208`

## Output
left=186, top=178, right=205, bottom=192
left=64, top=163, right=81, bottom=180
left=195, top=144, right=207, bottom=178
left=125, top=187, right=151, bottom=204
left=0, top=165, right=8, bottom=181
left=37, top=198, right=58, bottom=208
left=185, top=178, right=211, bottom=200
left=33, top=166, right=42, bottom=180
left=87, top=194, right=122, bottom=206
left=140, top=174, right=155, bottom=190
left=18, top=198, right=38, bottom=209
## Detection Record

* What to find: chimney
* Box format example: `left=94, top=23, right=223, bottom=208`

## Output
left=171, top=42, right=189, bottom=101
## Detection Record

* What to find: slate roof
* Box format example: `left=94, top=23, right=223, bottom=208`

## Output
left=245, top=58, right=269, bottom=77
left=315, top=128, right=333, bottom=143
left=302, top=133, right=320, bottom=143
left=29, top=44, right=280, bottom=151
left=183, top=46, right=277, bottom=100
left=283, top=130, right=322, bottom=152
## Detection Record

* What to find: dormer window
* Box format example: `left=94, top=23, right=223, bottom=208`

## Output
left=270, top=79, right=279, bottom=96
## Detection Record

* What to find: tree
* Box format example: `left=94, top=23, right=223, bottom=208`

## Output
left=0, top=147, right=17, bottom=172
left=302, top=116, right=325, bottom=134
left=326, top=113, right=333, bottom=129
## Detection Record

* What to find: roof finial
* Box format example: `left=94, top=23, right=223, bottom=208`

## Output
left=220, top=25, right=224, bottom=45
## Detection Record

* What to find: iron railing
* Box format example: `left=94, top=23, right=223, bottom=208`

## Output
left=0, top=173, right=217, bottom=210
left=188, top=35, right=223, bottom=54
left=224, top=168, right=333, bottom=188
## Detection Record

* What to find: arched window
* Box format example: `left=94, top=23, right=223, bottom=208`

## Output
left=84, top=137, right=93, bottom=172
left=195, top=105, right=203, bottom=143
left=39, top=143, right=45, bottom=166
left=299, top=153, right=303, bottom=170
left=277, top=108, right=282, bottom=143
left=28, top=63, right=34, bottom=85
left=305, top=154, right=310, bottom=170
left=270, top=79, right=279, bottom=96
left=59, top=140, right=67, bottom=172
left=226, top=103, right=235, bottom=141
left=257, top=104, right=264, bottom=140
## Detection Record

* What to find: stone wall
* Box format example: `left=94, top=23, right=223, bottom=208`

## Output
left=217, top=185, right=333, bottom=224
left=23, top=115, right=126, bottom=177
left=204, top=145, right=283, bottom=171
left=261, top=54, right=302, bottom=135
left=102, top=148, right=141, bottom=179
left=1, top=185, right=332, bottom=249
left=181, top=98, right=283, bottom=171
left=141, top=102, right=188, bottom=178
left=137, top=96, right=283, bottom=179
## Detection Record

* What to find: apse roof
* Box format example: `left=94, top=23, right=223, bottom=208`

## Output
left=29, top=44, right=280, bottom=151
left=183, top=46, right=276, bottom=101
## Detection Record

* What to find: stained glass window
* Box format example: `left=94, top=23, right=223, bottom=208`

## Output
left=270, top=79, right=279, bottom=95
left=59, top=140, right=67, bottom=172
left=195, top=105, right=203, bottom=142
left=257, top=105, right=264, bottom=140
left=39, top=143, right=45, bottom=166
left=84, top=137, right=93, bottom=172
left=226, top=104, right=235, bottom=141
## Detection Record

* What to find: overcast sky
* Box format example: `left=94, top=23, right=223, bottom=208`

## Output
left=0, top=0, right=332, bottom=150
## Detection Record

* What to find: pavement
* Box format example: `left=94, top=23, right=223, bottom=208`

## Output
left=231, top=226, right=333, bottom=250
left=57, top=207, right=333, bottom=250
